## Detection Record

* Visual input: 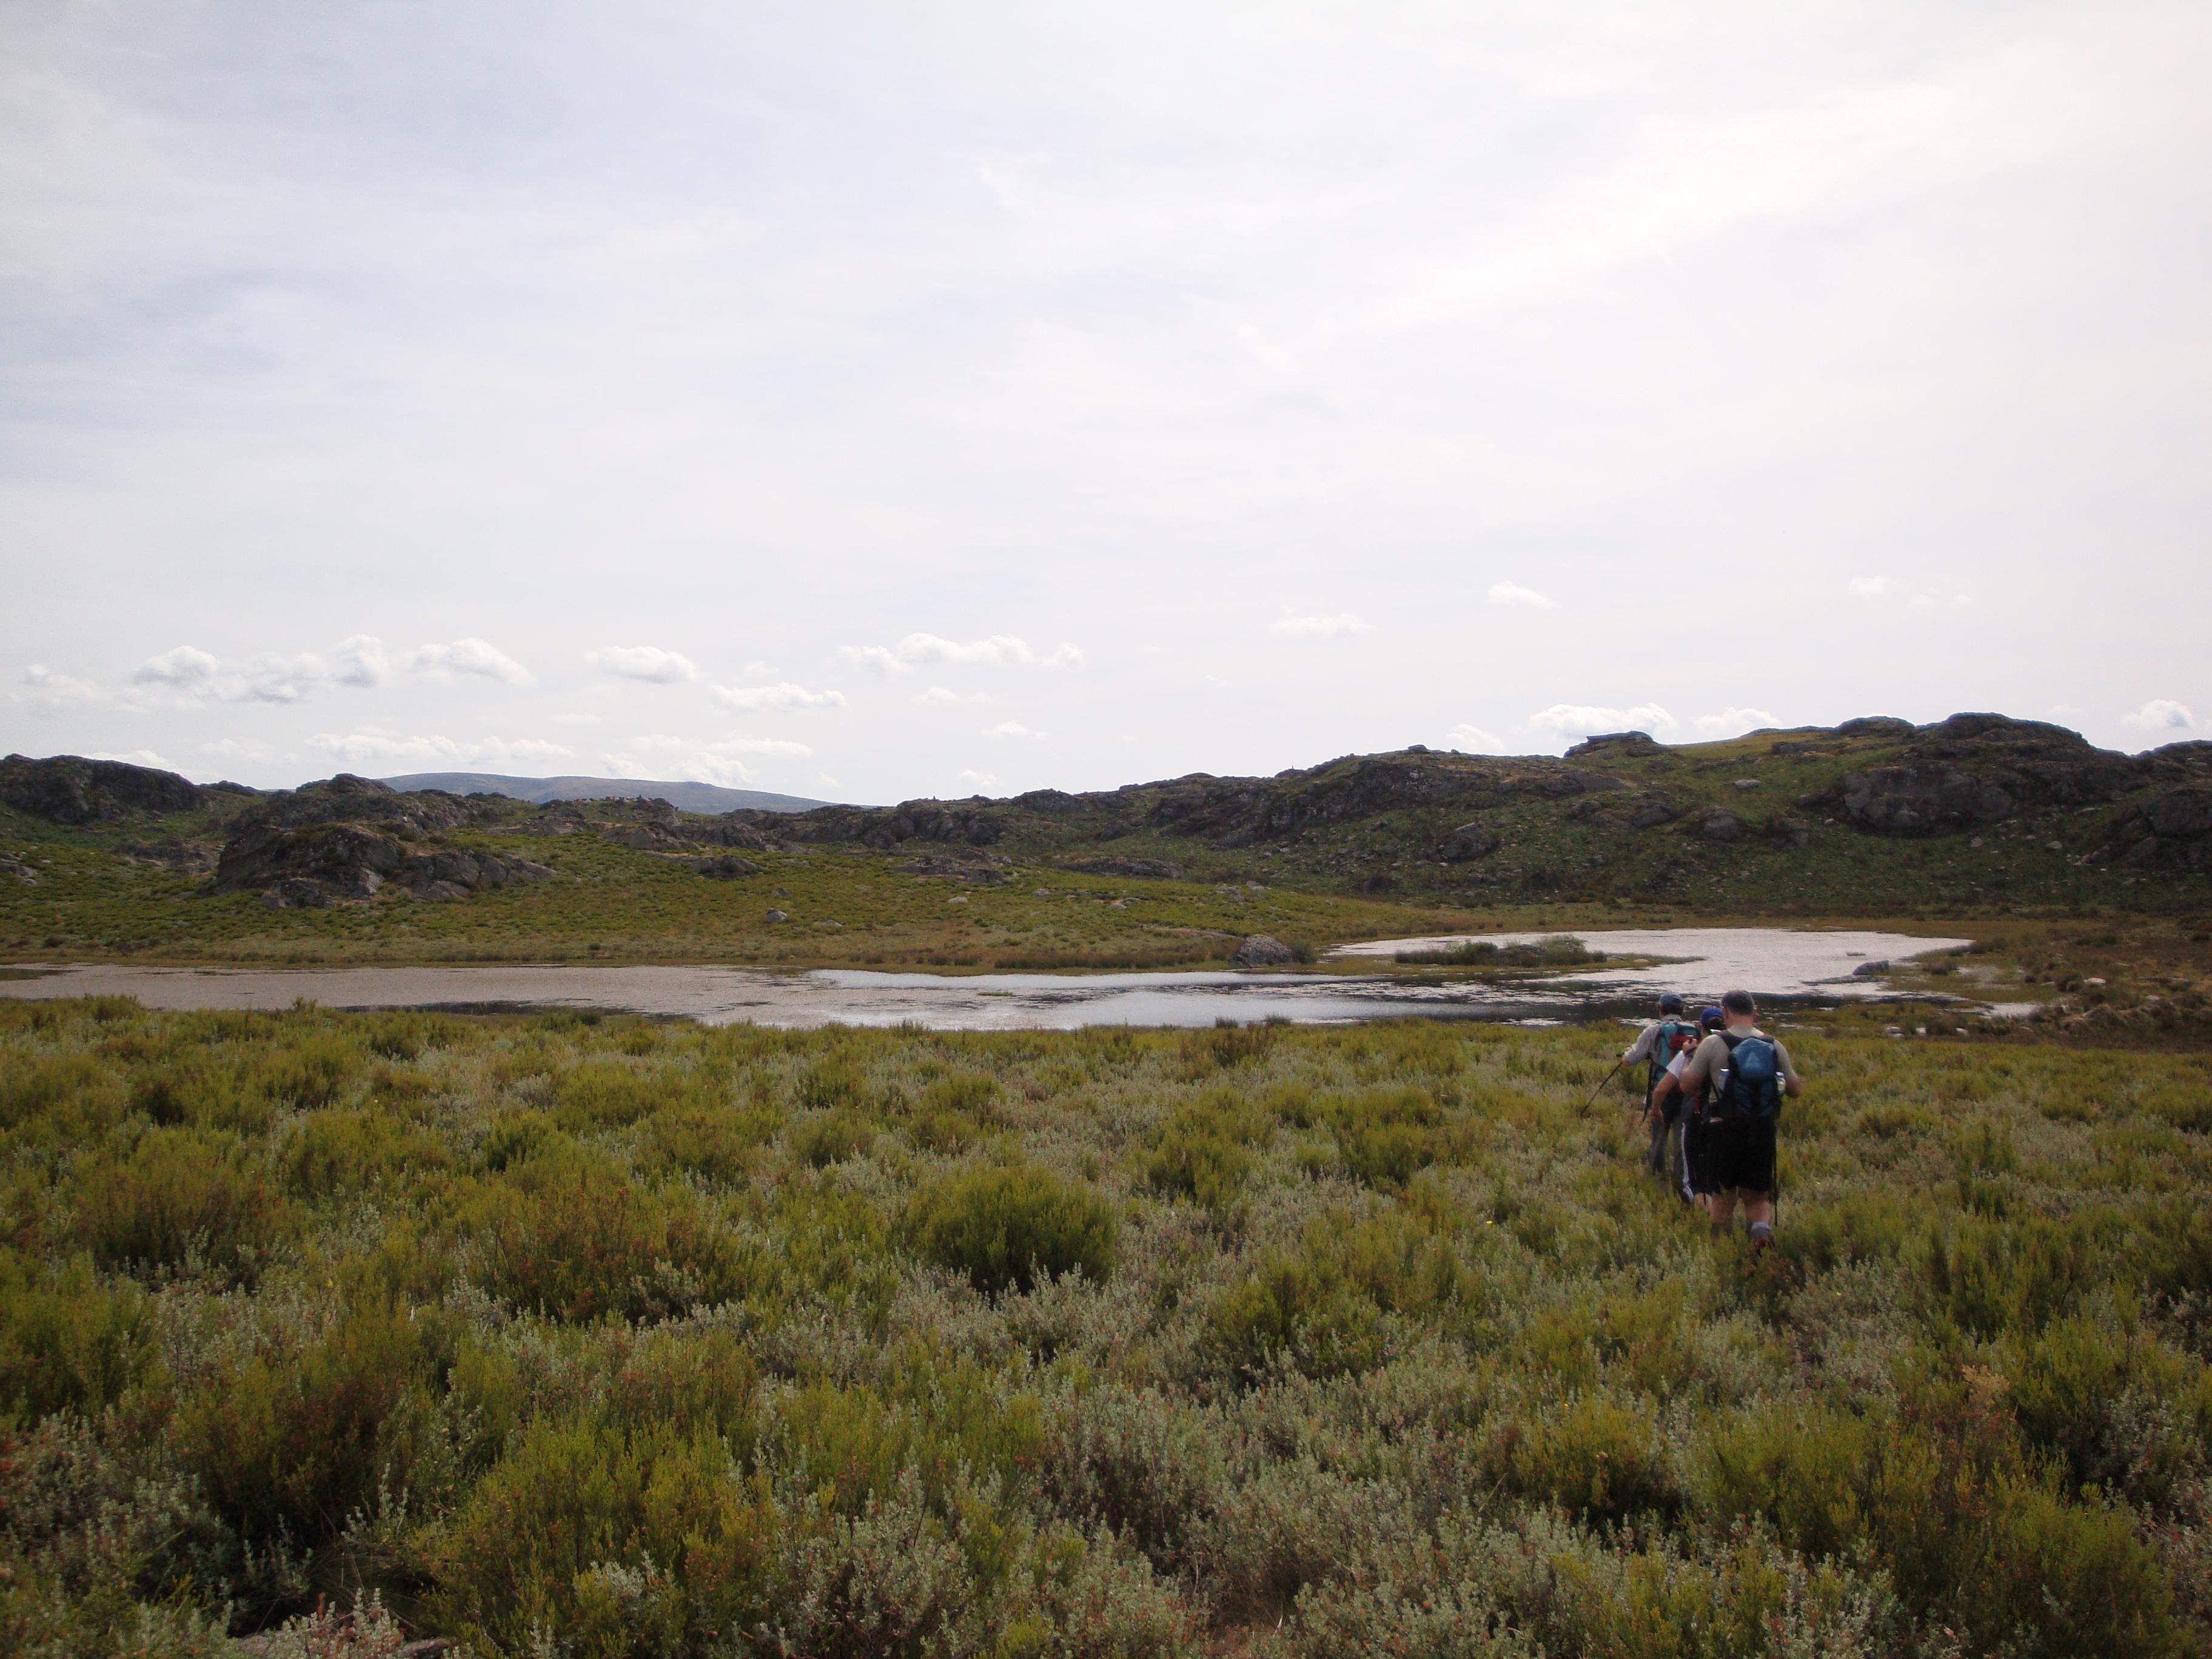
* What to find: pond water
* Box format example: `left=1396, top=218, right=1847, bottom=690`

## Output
left=0, top=927, right=1971, bottom=1030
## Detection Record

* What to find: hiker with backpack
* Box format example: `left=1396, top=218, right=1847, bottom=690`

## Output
left=1674, top=989, right=1801, bottom=1246
left=1648, top=1004, right=1725, bottom=1208
left=1621, top=993, right=1701, bottom=1193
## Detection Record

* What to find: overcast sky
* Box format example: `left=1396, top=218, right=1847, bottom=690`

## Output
left=4, top=2, right=2208, bottom=803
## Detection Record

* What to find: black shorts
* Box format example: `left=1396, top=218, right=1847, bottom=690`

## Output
left=1683, top=1114, right=1716, bottom=1195
left=1702, top=1116, right=1776, bottom=1194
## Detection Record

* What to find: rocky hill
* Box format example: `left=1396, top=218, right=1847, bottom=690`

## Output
left=3, top=714, right=2208, bottom=920
left=719, top=712, right=2212, bottom=910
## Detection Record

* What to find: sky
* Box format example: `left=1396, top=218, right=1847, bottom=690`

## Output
left=3, top=1, right=2208, bottom=805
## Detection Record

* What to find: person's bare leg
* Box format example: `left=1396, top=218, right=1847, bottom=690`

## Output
left=1744, top=1191, right=1774, bottom=1246
left=1709, top=1191, right=1737, bottom=1233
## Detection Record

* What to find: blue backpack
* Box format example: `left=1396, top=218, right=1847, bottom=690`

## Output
left=1717, top=1031, right=1783, bottom=1121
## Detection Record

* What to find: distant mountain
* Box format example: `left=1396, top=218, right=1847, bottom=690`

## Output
left=377, top=772, right=834, bottom=814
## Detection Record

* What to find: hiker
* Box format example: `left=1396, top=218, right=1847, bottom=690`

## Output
left=1646, top=1004, right=1723, bottom=1207
left=1621, top=993, right=1700, bottom=1191
left=1674, top=989, right=1801, bottom=1246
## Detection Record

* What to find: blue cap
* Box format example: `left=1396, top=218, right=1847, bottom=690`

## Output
left=1660, top=992, right=1684, bottom=1013
left=1701, top=1006, right=1724, bottom=1028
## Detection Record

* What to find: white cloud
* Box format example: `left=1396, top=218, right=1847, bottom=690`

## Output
left=132, top=646, right=221, bottom=688
left=1486, top=582, right=1556, bottom=609
left=1527, top=703, right=1678, bottom=739
left=586, top=645, right=699, bottom=683
left=410, top=638, right=535, bottom=686
left=306, top=731, right=575, bottom=769
left=19, top=664, right=125, bottom=711
left=1849, top=574, right=1972, bottom=609
left=1695, top=706, right=1777, bottom=736
left=2122, top=699, right=2196, bottom=732
left=331, top=635, right=390, bottom=688
left=1447, top=723, right=1504, bottom=751
left=838, top=633, right=1082, bottom=673
left=957, top=769, right=1000, bottom=793
left=118, top=638, right=390, bottom=705
left=986, top=720, right=1047, bottom=739
left=914, top=685, right=988, bottom=706
left=710, top=681, right=845, bottom=709
left=235, top=655, right=333, bottom=705
left=1272, top=614, right=1371, bottom=637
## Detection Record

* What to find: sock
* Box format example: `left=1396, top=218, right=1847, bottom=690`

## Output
left=1749, top=1221, right=1773, bottom=1243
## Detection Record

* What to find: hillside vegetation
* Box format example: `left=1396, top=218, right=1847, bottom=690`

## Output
left=2, top=998, right=2208, bottom=1655
left=2, top=714, right=2208, bottom=971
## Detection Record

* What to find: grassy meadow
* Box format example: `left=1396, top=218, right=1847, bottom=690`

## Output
left=0, top=827, right=1451, bottom=970
left=4, top=996, right=2210, bottom=1656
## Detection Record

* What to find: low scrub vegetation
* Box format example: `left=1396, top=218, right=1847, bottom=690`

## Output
left=2, top=997, right=2209, bottom=1655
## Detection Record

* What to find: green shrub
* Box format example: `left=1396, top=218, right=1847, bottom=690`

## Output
left=284, top=1105, right=451, bottom=1199
left=177, top=1294, right=432, bottom=1558
left=0, top=1052, right=126, bottom=1136
left=76, top=1127, right=292, bottom=1281
left=637, top=1101, right=777, bottom=1183
left=472, top=1152, right=742, bottom=1322
left=1208, top=1210, right=1462, bottom=1382
left=788, top=1108, right=873, bottom=1168
left=1489, top=1390, right=1677, bottom=1522
left=0, top=1253, right=164, bottom=1424
left=1929, top=1212, right=2096, bottom=1338
left=906, top=1164, right=1117, bottom=1295
left=1998, top=1316, right=2199, bottom=1504
left=1141, top=1089, right=1270, bottom=1212
left=796, top=1056, right=868, bottom=1113
left=431, top=1416, right=775, bottom=1654
left=552, top=1057, right=666, bottom=1130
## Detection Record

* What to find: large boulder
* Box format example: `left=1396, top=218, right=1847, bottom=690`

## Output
left=1563, top=731, right=1666, bottom=760
left=1, top=754, right=204, bottom=824
left=215, top=821, right=551, bottom=902
left=1837, top=766, right=2016, bottom=834
left=1697, top=809, right=1746, bottom=843
left=1624, top=793, right=1684, bottom=829
left=1230, top=934, right=1295, bottom=968
left=1438, top=822, right=1499, bottom=862
left=2096, top=782, right=2212, bottom=872
left=216, top=822, right=408, bottom=897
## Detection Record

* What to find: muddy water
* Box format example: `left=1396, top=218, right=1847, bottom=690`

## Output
left=0, top=928, right=1969, bottom=1030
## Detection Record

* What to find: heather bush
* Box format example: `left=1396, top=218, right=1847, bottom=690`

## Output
left=76, top=1125, right=292, bottom=1281
left=905, top=1162, right=1118, bottom=1295
left=0, top=1253, right=163, bottom=1424
left=1, top=998, right=2207, bottom=1653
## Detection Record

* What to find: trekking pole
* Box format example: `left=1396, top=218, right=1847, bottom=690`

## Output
left=1580, top=1059, right=1625, bottom=1112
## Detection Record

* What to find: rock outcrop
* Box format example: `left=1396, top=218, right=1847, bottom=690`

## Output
left=1065, top=856, right=1182, bottom=879
left=1230, top=934, right=1295, bottom=968
left=1, top=754, right=204, bottom=824
left=2095, top=782, right=2212, bottom=872
left=1438, top=822, right=1500, bottom=862
left=1812, top=714, right=2144, bottom=836
left=213, top=777, right=549, bottom=903
left=216, top=820, right=552, bottom=903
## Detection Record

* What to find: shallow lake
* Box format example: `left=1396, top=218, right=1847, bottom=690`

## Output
left=0, top=927, right=1971, bottom=1029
